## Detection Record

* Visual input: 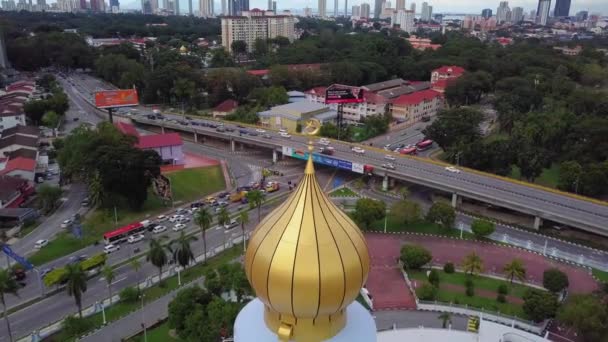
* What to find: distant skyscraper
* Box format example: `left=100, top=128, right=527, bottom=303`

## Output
left=267, top=0, right=271, bottom=10
left=409, top=2, right=415, bottom=13
left=228, top=0, right=247, bottom=15
left=497, top=1, right=510, bottom=24
left=360, top=2, right=370, bottom=18
left=272, top=1, right=276, bottom=13
left=554, top=0, right=570, bottom=17
left=421, top=2, right=432, bottom=21
left=188, top=0, right=192, bottom=14
left=333, top=0, right=338, bottom=16
left=109, top=0, right=118, bottom=11
left=536, top=0, right=551, bottom=25
left=575, top=10, right=588, bottom=22
left=373, top=0, right=382, bottom=18
left=395, top=0, right=404, bottom=10
left=393, top=9, right=414, bottom=32
left=344, top=0, right=347, bottom=16
left=511, top=6, right=523, bottom=23
left=173, top=0, right=178, bottom=14
left=352, top=4, right=359, bottom=16
left=0, top=31, right=9, bottom=69
left=200, top=0, right=212, bottom=16
left=481, top=8, right=492, bottom=18
left=318, top=0, right=326, bottom=17
left=162, top=0, right=168, bottom=10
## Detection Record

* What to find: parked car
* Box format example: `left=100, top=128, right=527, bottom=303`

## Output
left=34, top=239, right=49, bottom=249
left=128, top=234, right=145, bottom=244
left=157, top=215, right=168, bottom=222
left=104, top=244, right=120, bottom=254
left=152, top=225, right=167, bottom=234
left=172, top=223, right=187, bottom=232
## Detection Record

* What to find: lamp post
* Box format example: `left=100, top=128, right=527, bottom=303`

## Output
left=141, top=293, right=147, bottom=342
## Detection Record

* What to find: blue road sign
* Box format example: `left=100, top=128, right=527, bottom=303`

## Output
left=2, top=245, right=34, bottom=270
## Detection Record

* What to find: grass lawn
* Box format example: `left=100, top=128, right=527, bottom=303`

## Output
left=329, top=187, right=359, bottom=198
left=52, top=247, right=242, bottom=341
left=127, top=320, right=181, bottom=342
left=28, top=166, right=225, bottom=266
left=592, top=268, right=608, bottom=283
left=434, top=289, right=525, bottom=318
left=510, top=163, right=560, bottom=188
left=371, top=216, right=475, bottom=239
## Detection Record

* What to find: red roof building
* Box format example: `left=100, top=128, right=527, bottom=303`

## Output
left=391, top=89, right=444, bottom=127
left=212, top=99, right=238, bottom=118
left=115, top=122, right=140, bottom=137
left=114, top=122, right=184, bottom=165
left=430, top=66, right=466, bottom=93
left=0, top=175, right=34, bottom=209
left=0, top=157, right=37, bottom=182
left=136, top=133, right=182, bottom=149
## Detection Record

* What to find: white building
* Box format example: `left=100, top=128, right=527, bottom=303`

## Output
left=351, top=5, right=360, bottom=17
left=536, top=0, right=551, bottom=26
left=395, top=0, right=404, bottom=10
left=511, top=7, right=524, bottom=23
left=360, top=3, right=370, bottom=18
left=0, top=113, right=26, bottom=133
left=496, top=1, right=510, bottom=24
left=421, top=2, right=433, bottom=22
left=318, top=0, right=326, bottom=17
left=393, top=9, right=415, bottom=33
left=305, top=86, right=388, bottom=124
left=221, top=9, right=295, bottom=53
left=199, top=0, right=213, bottom=16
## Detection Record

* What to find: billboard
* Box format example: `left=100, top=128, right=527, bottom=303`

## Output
left=325, top=84, right=365, bottom=104
left=282, top=146, right=364, bottom=174
left=94, top=89, right=139, bottom=109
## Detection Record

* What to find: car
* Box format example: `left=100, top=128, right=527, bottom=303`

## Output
left=205, top=196, right=217, bottom=204
left=263, top=134, right=272, bottom=139
left=255, top=128, right=266, bottom=133
left=384, top=144, right=392, bottom=150
left=61, top=219, right=73, bottom=228
left=318, top=138, right=330, bottom=146
left=34, top=239, right=49, bottom=249
left=81, top=199, right=90, bottom=207
left=249, top=131, right=259, bottom=136
left=175, top=208, right=186, bottom=214
left=173, top=223, right=187, bottom=232
left=157, top=215, right=168, bottom=222
left=177, top=216, right=190, bottom=223
left=320, top=147, right=335, bottom=155
left=351, top=146, right=365, bottom=154
left=104, top=244, right=120, bottom=254
left=128, top=234, right=145, bottom=244
left=279, top=128, right=287, bottom=134
left=224, top=219, right=238, bottom=230
left=152, top=225, right=167, bottom=234
left=169, top=215, right=184, bottom=223
left=217, top=200, right=229, bottom=207
left=218, top=192, right=230, bottom=199
left=384, top=154, right=396, bottom=161
left=190, top=201, right=204, bottom=208
left=239, top=129, right=248, bottom=135
left=382, top=163, right=396, bottom=170
left=445, top=166, right=461, bottom=174
left=68, top=255, right=88, bottom=264
left=279, top=132, right=292, bottom=139
left=216, top=127, right=226, bottom=132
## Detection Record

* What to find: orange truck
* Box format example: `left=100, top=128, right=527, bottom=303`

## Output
left=265, top=182, right=280, bottom=193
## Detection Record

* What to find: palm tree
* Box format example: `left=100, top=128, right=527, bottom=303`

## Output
left=130, top=258, right=142, bottom=294
left=146, top=238, right=169, bottom=284
left=217, top=207, right=230, bottom=227
left=195, top=208, right=213, bottom=262
left=438, top=312, right=452, bottom=329
left=0, top=268, right=19, bottom=342
left=65, top=263, right=88, bottom=318
left=170, top=231, right=197, bottom=269
left=246, top=190, right=266, bottom=223
left=101, top=265, right=115, bottom=305
left=239, top=211, right=249, bottom=253
left=461, top=252, right=483, bottom=276
left=503, top=259, right=526, bottom=284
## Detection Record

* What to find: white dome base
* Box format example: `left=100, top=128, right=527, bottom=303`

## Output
left=234, top=299, right=377, bottom=342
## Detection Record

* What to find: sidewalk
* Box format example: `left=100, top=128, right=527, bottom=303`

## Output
left=80, top=278, right=206, bottom=342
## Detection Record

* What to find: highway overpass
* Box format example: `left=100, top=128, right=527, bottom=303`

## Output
left=130, top=116, right=608, bottom=237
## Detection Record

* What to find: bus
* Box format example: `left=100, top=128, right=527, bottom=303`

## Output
left=416, top=139, right=433, bottom=151
left=400, top=147, right=418, bottom=156
left=103, top=222, right=146, bottom=245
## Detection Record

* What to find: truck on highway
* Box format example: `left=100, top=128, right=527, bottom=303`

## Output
left=265, top=182, right=280, bottom=193
left=230, top=191, right=248, bottom=203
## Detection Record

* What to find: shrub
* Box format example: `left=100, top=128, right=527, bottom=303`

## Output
left=543, top=268, right=569, bottom=293
left=465, top=285, right=475, bottom=297
left=80, top=253, right=107, bottom=271
left=497, top=284, right=509, bottom=295
left=62, top=316, right=94, bottom=337
left=465, top=277, right=474, bottom=288
left=497, top=293, right=507, bottom=303
left=428, top=269, right=440, bottom=287
left=443, top=262, right=455, bottom=274
left=120, top=286, right=139, bottom=303
left=418, top=284, right=438, bottom=301
left=400, top=244, right=433, bottom=270
left=523, top=289, right=559, bottom=322
left=471, top=219, right=495, bottom=239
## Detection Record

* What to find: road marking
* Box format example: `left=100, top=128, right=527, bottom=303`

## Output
left=112, top=277, right=127, bottom=285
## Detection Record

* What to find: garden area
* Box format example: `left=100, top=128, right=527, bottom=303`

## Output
left=329, top=187, right=359, bottom=198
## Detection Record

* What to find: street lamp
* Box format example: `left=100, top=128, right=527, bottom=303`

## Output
left=141, top=293, right=148, bottom=342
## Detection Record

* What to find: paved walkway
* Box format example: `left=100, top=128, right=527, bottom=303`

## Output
left=80, top=278, right=205, bottom=342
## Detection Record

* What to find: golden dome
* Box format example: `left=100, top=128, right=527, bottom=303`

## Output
left=179, top=45, right=188, bottom=53
left=244, top=145, right=370, bottom=341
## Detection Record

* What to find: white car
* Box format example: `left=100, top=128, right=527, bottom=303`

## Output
left=279, top=128, right=288, bottom=134
left=318, top=138, right=330, bottom=146
left=156, top=215, right=167, bottom=222
left=224, top=219, right=239, bottom=230
left=382, top=163, right=396, bottom=170
left=61, top=219, right=73, bottom=228
left=168, top=215, right=184, bottom=223
left=384, top=144, right=392, bottom=151
left=104, top=244, right=120, bottom=254
left=384, top=154, right=396, bottom=161
left=445, top=166, right=461, bottom=174
left=255, top=128, right=266, bottom=133
left=351, top=146, right=365, bottom=154
left=34, top=239, right=49, bottom=249
left=177, top=216, right=190, bottom=224
left=279, top=132, right=292, bottom=139
left=173, top=223, right=187, bottom=232
left=128, top=234, right=145, bottom=244
left=152, top=225, right=167, bottom=234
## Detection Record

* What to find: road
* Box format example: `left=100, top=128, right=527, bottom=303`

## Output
left=363, top=120, right=438, bottom=158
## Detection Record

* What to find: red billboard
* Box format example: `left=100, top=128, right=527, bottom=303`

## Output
left=325, top=84, right=365, bottom=104
left=94, top=89, right=139, bottom=109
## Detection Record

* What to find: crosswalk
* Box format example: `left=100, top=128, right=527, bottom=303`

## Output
left=467, top=316, right=480, bottom=333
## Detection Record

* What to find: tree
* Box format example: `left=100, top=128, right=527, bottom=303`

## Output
left=65, top=263, right=88, bottom=318
left=246, top=190, right=266, bottom=223
left=146, top=238, right=169, bottom=284
left=37, top=184, right=62, bottom=214
left=418, top=283, right=438, bottom=300
left=558, top=294, right=608, bottom=342
left=101, top=265, right=115, bottom=305
left=41, top=110, right=60, bottom=129
left=353, top=198, right=386, bottom=230
left=400, top=244, right=432, bottom=270
left=470, top=219, right=495, bottom=239
left=461, top=252, right=483, bottom=276
left=425, top=201, right=455, bottom=230
left=390, top=200, right=421, bottom=225
left=238, top=211, right=249, bottom=253
left=522, top=289, right=559, bottom=322
left=204, top=269, right=223, bottom=297
left=168, top=285, right=213, bottom=335
left=253, top=38, right=268, bottom=55
left=543, top=268, right=569, bottom=293
left=0, top=268, right=19, bottom=342
left=422, top=107, right=484, bottom=152
left=438, top=312, right=452, bottom=329
left=216, top=207, right=230, bottom=228
left=399, top=186, right=410, bottom=200
left=195, top=208, right=213, bottom=262
left=231, top=40, right=247, bottom=55
left=428, top=269, right=440, bottom=287
left=503, top=259, right=526, bottom=284
left=172, top=78, right=196, bottom=112
left=445, top=71, right=493, bottom=106
left=170, top=231, right=196, bottom=269
left=558, top=161, right=583, bottom=193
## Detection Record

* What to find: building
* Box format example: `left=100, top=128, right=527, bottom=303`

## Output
left=221, top=9, right=295, bottom=53
left=462, top=15, right=497, bottom=31
left=333, top=0, right=338, bottom=16
left=343, top=0, right=347, bottom=17
left=390, top=89, right=444, bottom=126
left=115, top=122, right=185, bottom=165
left=431, top=65, right=465, bottom=84
left=109, top=0, right=119, bottom=11
left=409, top=2, right=414, bottom=13
left=373, top=0, right=382, bottom=18
left=318, top=0, right=326, bottom=17
left=554, top=0, right=570, bottom=17
left=305, top=86, right=388, bottom=124
left=496, top=1, right=510, bottom=24
left=360, top=2, right=370, bottom=18
left=228, top=0, right=249, bottom=15
left=200, top=0, right=213, bottom=16
left=395, top=0, right=404, bottom=10
left=212, top=99, right=238, bottom=118
left=575, top=10, right=588, bottom=22
left=379, top=1, right=393, bottom=19
left=1, top=0, right=17, bottom=10
left=392, top=10, right=415, bottom=33
left=407, top=35, right=441, bottom=50
left=554, top=45, right=582, bottom=56
left=0, top=112, right=26, bottom=133
left=258, top=102, right=337, bottom=132
left=511, top=7, right=524, bottom=23
left=420, top=2, right=432, bottom=22
left=481, top=8, right=492, bottom=18
left=0, top=175, right=34, bottom=209
left=351, top=5, right=360, bottom=17
left=536, top=0, right=551, bottom=26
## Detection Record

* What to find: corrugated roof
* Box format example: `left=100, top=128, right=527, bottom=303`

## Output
left=7, top=149, right=37, bottom=160
left=362, top=78, right=408, bottom=92
left=0, top=175, right=27, bottom=201
left=433, top=65, right=465, bottom=76
left=392, top=89, right=443, bottom=106
left=269, top=101, right=329, bottom=114
left=1, top=125, right=40, bottom=138
left=214, top=99, right=238, bottom=113
left=0, top=135, right=38, bottom=149
left=136, top=133, right=183, bottom=149
left=0, top=157, right=36, bottom=174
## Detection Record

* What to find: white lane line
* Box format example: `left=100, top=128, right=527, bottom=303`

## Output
left=111, top=277, right=127, bottom=285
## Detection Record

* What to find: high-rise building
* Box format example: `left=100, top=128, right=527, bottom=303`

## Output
left=511, top=7, right=523, bottom=23
left=373, top=0, right=382, bottom=18
left=536, top=0, right=551, bottom=25
left=221, top=10, right=295, bottom=53
left=344, top=0, right=347, bottom=17
left=36, top=0, right=46, bottom=10
left=173, top=0, right=178, bottom=14
left=2, top=0, right=16, bottom=10
left=420, top=2, right=432, bottom=21
left=200, top=0, right=212, bottom=16
left=304, top=6, right=311, bottom=16
left=228, top=0, right=247, bottom=15
left=352, top=4, right=360, bottom=17
left=409, top=2, right=415, bottom=13
left=318, top=0, right=326, bottom=17
left=333, top=0, right=338, bottom=16
left=554, top=0, right=570, bottom=17
left=392, top=9, right=415, bottom=32
left=395, top=0, right=404, bottom=10
left=481, top=8, right=492, bottom=18
left=272, top=1, right=276, bottom=13
left=496, top=1, right=510, bottom=24
left=0, top=31, right=9, bottom=69
left=360, top=2, right=370, bottom=18
left=575, top=10, right=588, bottom=22
left=267, top=0, right=271, bottom=10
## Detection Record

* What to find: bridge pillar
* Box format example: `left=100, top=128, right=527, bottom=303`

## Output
left=272, top=150, right=277, bottom=164
left=161, top=125, right=165, bottom=134
left=382, top=175, right=389, bottom=192
left=230, top=139, right=235, bottom=152
left=193, top=132, right=198, bottom=143
left=534, top=216, right=542, bottom=230
left=451, top=193, right=458, bottom=208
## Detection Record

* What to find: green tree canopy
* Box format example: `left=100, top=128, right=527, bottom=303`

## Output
left=543, top=268, right=569, bottom=293
left=390, top=200, right=422, bottom=225
left=470, top=219, right=495, bottom=239
left=400, top=244, right=432, bottom=270
left=522, top=289, right=559, bottom=322
left=353, top=198, right=386, bottom=230
left=425, top=201, right=455, bottom=230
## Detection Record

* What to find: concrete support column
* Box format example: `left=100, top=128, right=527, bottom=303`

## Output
left=272, top=150, right=277, bottom=164
left=230, top=139, right=236, bottom=152
left=240, top=143, right=244, bottom=151
left=382, top=175, right=389, bottom=192
left=451, top=193, right=458, bottom=208
left=194, top=132, right=198, bottom=143
left=161, top=125, right=165, bottom=134
left=534, top=216, right=542, bottom=230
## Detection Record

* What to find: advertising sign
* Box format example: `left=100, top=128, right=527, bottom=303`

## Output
left=282, top=146, right=364, bottom=174
left=2, top=245, right=34, bottom=270
left=94, top=89, right=139, bottom=109
left=325, top=84, right=365, bottom=104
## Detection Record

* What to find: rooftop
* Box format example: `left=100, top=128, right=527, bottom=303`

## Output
left=0, top=175, right=28, bottom=202
left=7, top=148, right=38, bottom=160
left=268, top=101, right=329, bottom=114
left=392, top=89, right=443, bottom=106
left=0, top=125, right=40, bottom=139
left=115, top=122, right=140, bottom=137
left=362, top=78, right=408, bottom=92
left=0, top=135, right=39, bottom=150
left=433, top=65, right=466, bottom=77
left=0, top=157, right=37, bottom=174
left=214, top=99, right=239, bottom=113
left=136, top=133, right=183, bottom=149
